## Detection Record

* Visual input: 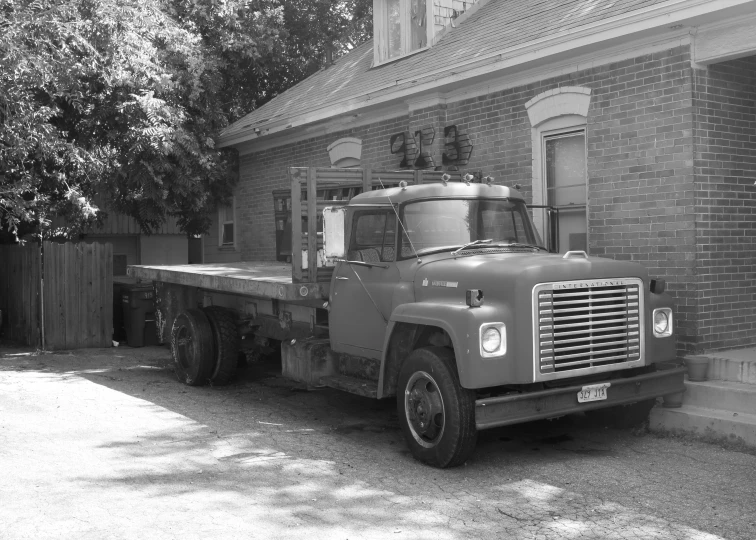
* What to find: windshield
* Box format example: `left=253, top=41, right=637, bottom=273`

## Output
left=399, top=198, right=543, bottom=258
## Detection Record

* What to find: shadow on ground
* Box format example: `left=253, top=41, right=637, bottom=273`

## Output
left=1, top=344, right=754, bottom=539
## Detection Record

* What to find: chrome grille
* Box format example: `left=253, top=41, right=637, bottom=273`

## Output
left=534, top=278, right=643, bottom=377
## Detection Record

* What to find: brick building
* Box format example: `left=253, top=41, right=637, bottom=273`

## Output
left=211, top=0, right=756, bottom=356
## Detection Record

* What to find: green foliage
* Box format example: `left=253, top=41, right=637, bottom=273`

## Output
left=0, top=0, right=371, bottom=240
left=281, top=0, right=372, bottom=84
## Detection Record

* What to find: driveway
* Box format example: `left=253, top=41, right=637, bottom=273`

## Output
left=1, top=345, right=754, bottom=539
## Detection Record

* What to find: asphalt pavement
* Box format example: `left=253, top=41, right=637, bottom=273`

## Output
left=1, top=344, right=754, bottom=540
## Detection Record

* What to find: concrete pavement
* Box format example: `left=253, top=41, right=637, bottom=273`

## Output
left=1, top=345, right=754, bottom=540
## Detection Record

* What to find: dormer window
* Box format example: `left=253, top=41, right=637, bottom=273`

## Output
left=373, top=0, right=482, bottom=65
left=374, top=0, right=430, bottom=64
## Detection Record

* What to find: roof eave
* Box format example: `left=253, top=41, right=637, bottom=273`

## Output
left=218, top=0, right=756, bottom=150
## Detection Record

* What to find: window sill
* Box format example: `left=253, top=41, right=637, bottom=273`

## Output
left=218, top=245, right=237, bottom=251
left=372, top=46, right=429, bottom=69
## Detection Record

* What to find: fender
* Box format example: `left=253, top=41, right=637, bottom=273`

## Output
left=378, top=301, right=514, bottom=398
left=646, top=290, right=677, bottom=364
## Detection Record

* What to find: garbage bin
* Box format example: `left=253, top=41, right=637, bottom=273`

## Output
left=122, top=284, right=156, bottom=347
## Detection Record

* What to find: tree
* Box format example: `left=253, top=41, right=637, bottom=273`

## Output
left=0, top=0, right=371, bottom=241
left=280, top=0, right=372, bottom=84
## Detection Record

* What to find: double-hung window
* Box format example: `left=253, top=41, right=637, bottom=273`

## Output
left=219, top=199, right=236, bottom=247
left=544, top=130, right=587, bottom=253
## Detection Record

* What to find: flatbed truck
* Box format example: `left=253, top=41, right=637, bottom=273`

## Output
left=128, top=167, right=685, bottom=468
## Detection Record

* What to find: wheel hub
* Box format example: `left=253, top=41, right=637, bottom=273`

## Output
left=405, top=371, right=445, bottom=448
left=175, top=326, right=192, bottom=369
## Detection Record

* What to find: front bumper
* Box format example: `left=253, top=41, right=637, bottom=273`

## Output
left=475, top=363, right=685, bottom=430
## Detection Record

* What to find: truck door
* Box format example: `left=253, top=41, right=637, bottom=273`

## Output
left=329, top=209, right=399, bottom=355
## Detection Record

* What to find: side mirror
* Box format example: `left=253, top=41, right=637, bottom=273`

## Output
left=323, top=206, right=347, bottom=260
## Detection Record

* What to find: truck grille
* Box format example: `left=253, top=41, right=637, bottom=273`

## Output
left=534, top=278, right=644, bottom=378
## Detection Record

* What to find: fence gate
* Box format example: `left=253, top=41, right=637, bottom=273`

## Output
left=0, top=245, right=42, bottom=346
left=42, top=242, right=113, bottom=349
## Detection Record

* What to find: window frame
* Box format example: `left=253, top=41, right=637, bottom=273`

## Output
left=540, top=126, right=588, bottom=254
left=373, top=0, right=433, bottom=66
left=349, top=209, right=398, bottom=262
left=218, top=197, right=237, bottom=249
left=396, top=196, right=542, bottom=260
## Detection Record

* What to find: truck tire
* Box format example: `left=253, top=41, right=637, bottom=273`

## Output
left=397, top=347, right=477, bottom=468
left=203, top=306, right=239, bottom=386
left=170, top=308, right=214, bottom=386
left=586, top=399, right=656, bottom=428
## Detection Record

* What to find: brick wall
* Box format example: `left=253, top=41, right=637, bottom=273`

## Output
left=220, top=45, right=702, bottom=351
left=692, top=56, right=756, bottom=351
left=225, top=115, right=406, bottom=262
left=443, top=46, right=697, bottom=350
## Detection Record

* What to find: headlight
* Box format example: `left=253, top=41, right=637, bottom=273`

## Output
left=653, top=308, right=673, bottom=337
left=482, top=328, right=501, bottom=353
left=480, top=323, right=506, bottom=357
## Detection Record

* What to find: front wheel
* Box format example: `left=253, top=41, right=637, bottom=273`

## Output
left=397, top=347, right=477, bottom=468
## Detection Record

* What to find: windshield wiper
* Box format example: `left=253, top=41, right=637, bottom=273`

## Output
left=340, top=259, right=390, bottom=269
left=451, top=239, right=493, bottom=256
left=503, top=242, right=548, bottom=252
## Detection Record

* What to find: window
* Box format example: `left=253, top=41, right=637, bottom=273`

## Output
left=113, top=254, right=128, bottom=276
left=374, top=0, right=430, bottom=64
left=524, top=87, right=591, bottom=253
left=399, top=198, right=541, bottom=258
left=374, top=1, right=483, bottom=65
left=544, top=131, right=587, bottom=253
left=219, top=199, right=235, bottom=247
left=349, top=211, right=397, bottom=262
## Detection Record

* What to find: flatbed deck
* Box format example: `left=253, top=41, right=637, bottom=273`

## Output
left=127, top=261, right=329, bottom=301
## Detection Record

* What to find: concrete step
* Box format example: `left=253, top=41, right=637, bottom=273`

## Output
left=649, top=404, right=756, bottom=448
left=683, top=380, right=756, bottom=415
left=700, top=351, right=756, bottom=384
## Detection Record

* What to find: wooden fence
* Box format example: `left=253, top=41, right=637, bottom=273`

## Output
left=0, top=242, right=113, bottom=349
left=42, top=242, right=113, bottom=349
left=0, top=245, right=42, bottom=346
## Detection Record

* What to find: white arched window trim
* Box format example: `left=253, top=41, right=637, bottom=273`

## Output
left=327, top=137, right=362, bottom=168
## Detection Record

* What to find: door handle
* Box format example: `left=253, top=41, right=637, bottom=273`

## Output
left=335, top=276, right=349, bottom=280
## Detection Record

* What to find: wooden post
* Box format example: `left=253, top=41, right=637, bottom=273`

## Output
left=307, top=167, right=318, bottom=281
left=290, top=168, right=303, bottom=282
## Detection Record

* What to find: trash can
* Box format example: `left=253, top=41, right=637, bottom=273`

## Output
left=112, top=281, right=128, bottom=343
left=121, top=284, right=156, bottom=347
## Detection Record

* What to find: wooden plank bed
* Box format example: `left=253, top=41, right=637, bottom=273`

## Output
left=127, top=261, right=329, bottom=301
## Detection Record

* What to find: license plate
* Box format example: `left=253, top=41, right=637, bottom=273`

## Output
left=577, top=383, right=611, bottom=403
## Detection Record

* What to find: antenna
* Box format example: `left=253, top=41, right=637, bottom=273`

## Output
left=378, top=177, right=420, bottom=263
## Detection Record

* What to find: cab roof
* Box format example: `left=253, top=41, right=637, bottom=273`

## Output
left=349, top=182, right=524, bottom=206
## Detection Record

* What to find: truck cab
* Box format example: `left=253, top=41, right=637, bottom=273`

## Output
left=324, top=180, right=683, bottom=467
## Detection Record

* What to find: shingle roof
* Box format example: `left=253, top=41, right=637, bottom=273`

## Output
left=219, top=0, right=667, bottom=146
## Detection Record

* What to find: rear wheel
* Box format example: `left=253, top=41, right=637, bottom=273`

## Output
left=585, top=399, right=656, bottom=428
left=203, top=306, right=239, bottom=386
left=170, top=309, right=214, bottom=386
left=397, top=347, right=477, bottom=468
